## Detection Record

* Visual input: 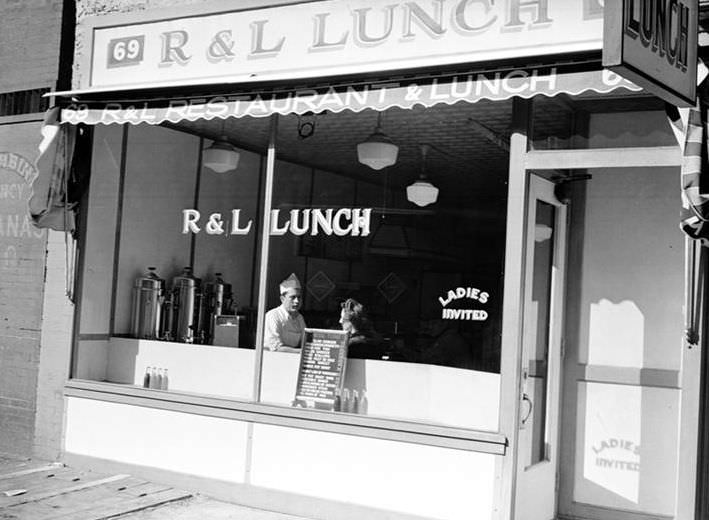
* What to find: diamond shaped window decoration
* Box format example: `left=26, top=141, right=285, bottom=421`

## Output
left=307, top=271, right=335, bottom=302
left=378, top=272, right=406, bottom=303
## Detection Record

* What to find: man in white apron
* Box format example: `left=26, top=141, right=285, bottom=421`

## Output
left=264, top=273, right=306, bottom=352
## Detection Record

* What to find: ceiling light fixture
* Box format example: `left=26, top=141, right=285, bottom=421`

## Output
left=357, top=111, right=398, bottom=170
left=406, top=144, right=439, bottom=207
left=203, top=120, right=240, bottom=173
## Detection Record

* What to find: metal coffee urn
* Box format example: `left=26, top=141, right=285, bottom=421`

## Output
left=202, top=272, right=234, bottom=344
left=130, top=267, right=165, bottom=339
left=170, top=266, right=202, bottom=344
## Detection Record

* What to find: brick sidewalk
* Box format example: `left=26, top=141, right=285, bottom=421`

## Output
left=0, top=454, right=309, bottom=520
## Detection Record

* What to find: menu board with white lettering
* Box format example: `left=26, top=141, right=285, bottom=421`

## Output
left=293, top=328, right=349, bottom=411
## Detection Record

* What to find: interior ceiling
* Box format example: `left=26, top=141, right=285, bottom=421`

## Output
left=170, top=90, right=663, bottom=211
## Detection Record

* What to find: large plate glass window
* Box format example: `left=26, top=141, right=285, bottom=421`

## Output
left=74, top=98, right=510, bottom=432
left=75, top=116, right=270, bottom=401
left=258, top=103, right=510, bottom=431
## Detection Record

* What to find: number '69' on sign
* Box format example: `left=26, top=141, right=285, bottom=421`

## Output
left=107, top=35, right=145, bottom=68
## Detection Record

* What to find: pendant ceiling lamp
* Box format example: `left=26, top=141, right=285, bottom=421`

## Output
left=357, top=111, right=398, bottom=170
left=203, top=121, right=240, bottom=173
left=406, top=144, right=439, bottom=207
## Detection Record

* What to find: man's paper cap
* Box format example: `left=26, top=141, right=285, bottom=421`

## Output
left=279, top=273, right=302, bottom=294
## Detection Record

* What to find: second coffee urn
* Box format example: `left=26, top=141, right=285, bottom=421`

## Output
left=201, top=272, right=235, bottom=344
left=130, top=267, right=164, bottom=340
left=170, top=266, right=202, bottom=344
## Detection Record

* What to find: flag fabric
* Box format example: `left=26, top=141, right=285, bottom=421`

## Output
left=678, top=97, right=709, bottom=246
left=28, top=106, right=78, bottom=231
left=668, top=82, right=709, bottom=346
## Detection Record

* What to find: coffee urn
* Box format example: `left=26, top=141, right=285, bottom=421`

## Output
left=170, top=266, right=202, bottom=343
left=202, top=272, right=234, bottom=344
left=130, top=267, right=165, bottom=339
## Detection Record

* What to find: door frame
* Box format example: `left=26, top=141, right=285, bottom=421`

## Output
left=513, top=173, right=568, bottom=520
left=498, top=97, right=691, bottom=520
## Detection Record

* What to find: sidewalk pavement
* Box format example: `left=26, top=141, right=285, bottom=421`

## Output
left=0, top=453, right=310, bottom=520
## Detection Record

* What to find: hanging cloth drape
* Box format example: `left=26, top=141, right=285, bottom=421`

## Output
left=27, top=106, right=80, bottom=301
left=28, top=106, right=78, bottom=232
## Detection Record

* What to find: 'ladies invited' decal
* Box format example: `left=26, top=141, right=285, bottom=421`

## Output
left=438, top=286, right=489, bottom=321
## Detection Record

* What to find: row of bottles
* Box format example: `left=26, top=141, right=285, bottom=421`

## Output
left=334, top=388, right=368, bottom=414
left=143, top=366, right=169, bottom=390
left=131, top=266, right=236, bottom=345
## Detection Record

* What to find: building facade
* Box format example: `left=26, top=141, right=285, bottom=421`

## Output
left=0, top=0, right=74, bottom=459
left=30, top=1, right=709, bottom=519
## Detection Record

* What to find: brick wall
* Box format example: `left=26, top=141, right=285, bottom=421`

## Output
left=34, top=230, right=74, bottom=460
left=0, top=120, right=48, bottom=455
left=0, top=0, right=63, bottom=93
left=0, top=0, right=73, bottom=458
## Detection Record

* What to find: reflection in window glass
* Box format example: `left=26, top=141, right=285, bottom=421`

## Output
left=76, top=119, right=269, bottom=401
left=75, top=101, right=510, bottom=431
left=259, top=105, right=509, bottom=431
left=524, top=201, right=555, bottom=467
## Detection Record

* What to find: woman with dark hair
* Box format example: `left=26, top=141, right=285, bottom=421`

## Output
left=339, top=298, right=388, bottom=359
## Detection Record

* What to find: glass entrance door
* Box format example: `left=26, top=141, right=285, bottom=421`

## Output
left=515, top=174, right=567, bottom=520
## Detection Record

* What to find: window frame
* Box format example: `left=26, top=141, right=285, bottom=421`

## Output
left=67, top=100, right=530, bottom=455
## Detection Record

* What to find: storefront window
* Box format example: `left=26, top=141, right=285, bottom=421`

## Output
left=259, top=104, right=508, bottom=430
left=75, top=100, right=509, bottom=432
left=76, top=117, right=269, bottom=400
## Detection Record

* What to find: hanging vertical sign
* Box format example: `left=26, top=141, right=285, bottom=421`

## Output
left=602, top=0, right=698, bottom=107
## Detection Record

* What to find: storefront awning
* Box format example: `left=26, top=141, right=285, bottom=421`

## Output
left=33, top=65, right=643, bottom=232
left=50, top=66, right=642, bottom=126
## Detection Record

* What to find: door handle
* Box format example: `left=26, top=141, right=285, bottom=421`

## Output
left=521, top=393, right=533, bottom=428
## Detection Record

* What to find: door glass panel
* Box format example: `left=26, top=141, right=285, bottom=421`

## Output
left=561, top=166, right=684, bottom=518
left=526, top=200, right=555, bottom=466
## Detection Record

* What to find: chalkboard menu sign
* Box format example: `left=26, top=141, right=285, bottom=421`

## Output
left=293, top=328, right=349, bottom=410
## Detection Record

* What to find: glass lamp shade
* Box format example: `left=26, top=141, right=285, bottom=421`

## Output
left=406, top=179, right=439, bottom=207
left=203, top=139, right=240, bottom=173
left=357, top=131, right=399, bottom=170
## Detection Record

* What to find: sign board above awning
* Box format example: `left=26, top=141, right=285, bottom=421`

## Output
left=602, top=0, right=698, bottom=107
left=55, top=67, right=642, bottom=126
left=80, top=0, right=606, bottom=91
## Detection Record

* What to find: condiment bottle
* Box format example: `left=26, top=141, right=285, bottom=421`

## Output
left=161, top=369, right=169, bottom=390
left=143, top=367, right=151, bottom=388
left=149, top=367, right=159, bottom=389
left=352, top=390, right=360, bottom=414
left=342, top=389, right=351, bottom=413
left=359, top=389, right=368, bottom=415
